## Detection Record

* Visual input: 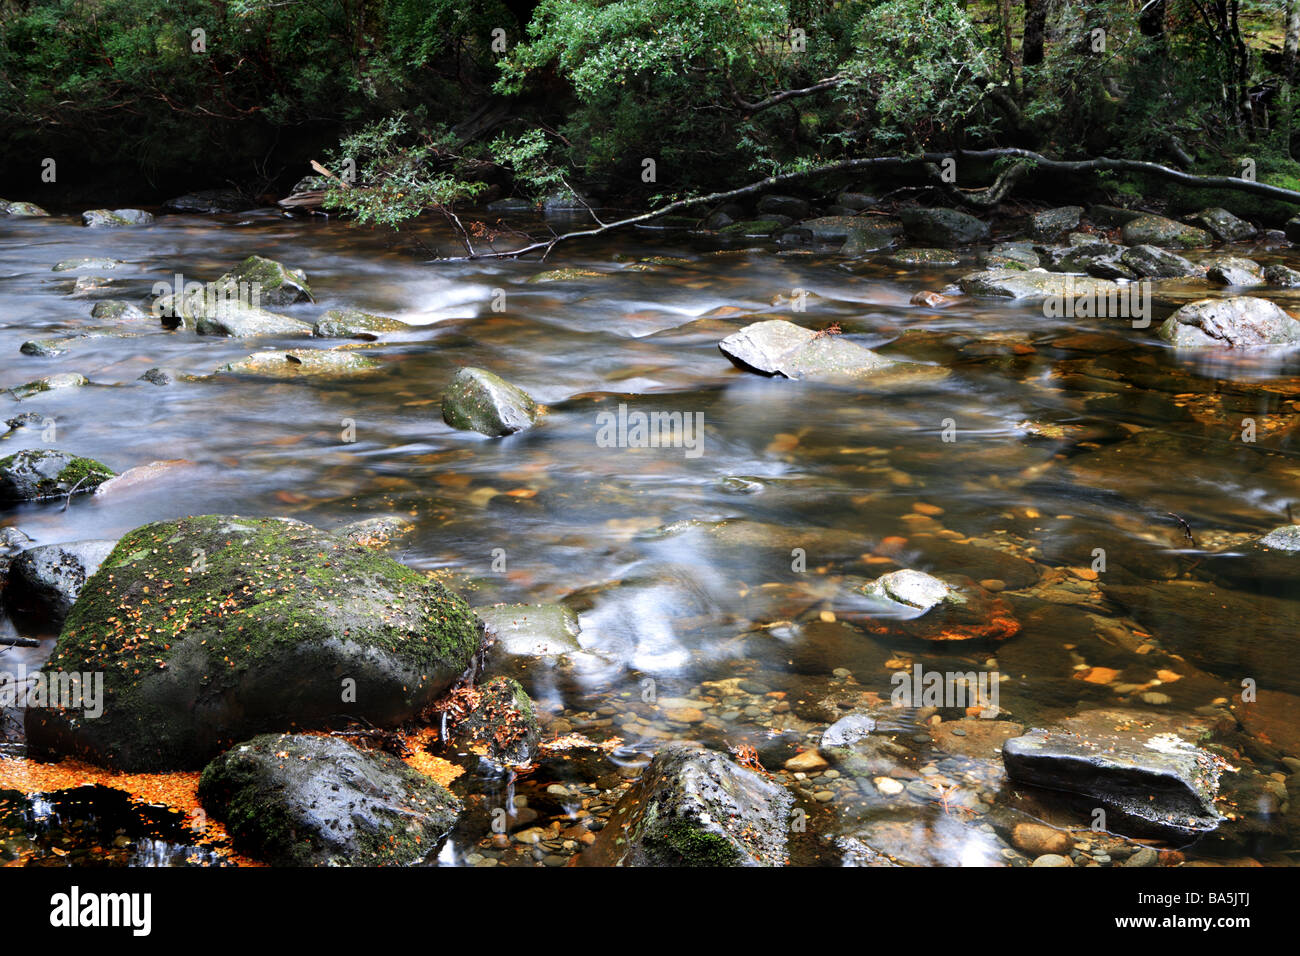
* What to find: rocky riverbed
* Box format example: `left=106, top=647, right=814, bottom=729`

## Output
left=0, top=192, right=1297, bottom=867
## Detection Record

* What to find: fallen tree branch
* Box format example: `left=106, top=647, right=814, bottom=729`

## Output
left=442, top=147, right=1300, bottom=260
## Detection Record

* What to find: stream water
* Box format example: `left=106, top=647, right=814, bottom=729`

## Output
left=0, top=208, right=1297, bottom=866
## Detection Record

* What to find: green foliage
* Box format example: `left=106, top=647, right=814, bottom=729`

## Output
left=322, top=114, right=486, bottom=228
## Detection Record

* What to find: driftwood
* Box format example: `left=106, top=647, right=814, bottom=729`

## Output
left=439, top=147, right=1300, bottom=260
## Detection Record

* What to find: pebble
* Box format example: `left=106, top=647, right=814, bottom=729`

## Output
left=813, top=790, right=835, bottom=802
left=1126, top=847, right=1159, bottom=868
left=1011, top=822, right=1073, bottom=856
left=785, top=749, right=830, bottom=772
left=874, top=776, right=904, bottom=795
left=1032, top=853, right=1073, bottom=867
left=980, top=578, right=1006, bottom=592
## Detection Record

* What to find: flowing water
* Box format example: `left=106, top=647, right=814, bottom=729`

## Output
left=0, top=209, right=1297, bottom=866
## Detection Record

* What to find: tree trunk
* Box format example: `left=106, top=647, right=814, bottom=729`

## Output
left=1022, top=0, right=1047, bottom=66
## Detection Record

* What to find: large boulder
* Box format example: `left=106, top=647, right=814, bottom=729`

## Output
left=1120, top=213, right=1210, bottom=248
left=756, top=194, right=810, bottom=219
left=442, top=367, right=539, bottom=436
left=24, top=515, right=483, bottom=770
left=198, top=733, right=461, bottom=866
left=81, top=209, right=154, bottom=227
left=718, top=319, right=937, bottom=384
left=0, top=449, right=115, bottom=502
left=3, top=539, right=117, bottom=626
left=213, top=255, right=312, bottom=306
left=899, top=207, right=989, bottom=245
left=1157, top=296, right=1300, bottom=348
left=582, top=744, right=794, bottom=866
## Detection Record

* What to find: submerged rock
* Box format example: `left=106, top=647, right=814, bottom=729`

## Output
left=52, top=257, right=127, bottom=273
left=475, top=603, right=584, bottom=657
left=442, top=367, right=539, bottom=436
left=24, top=514, right=483, bottom=769
left=81, top=209, right=154, bottom=227
left=9, top=373, right=89, bottom=400
left=1002, top=714, right=1232, bottom=839
left=217, top=348, right=380, bottom=376
left=1120, top=214, right=1211, bottom=248
left=899, top=207, right=989, bottom=245
left=90, top=299, right=150, bottom=321
left=198, top=733, right=461, bottom=866
left=0, top=449, right=115, bottom=501
left=1157, top=296, right=1300, bottom=348
left=582, top=743, right=794, bottom=866
left=4, top=539, right=117, bottom=626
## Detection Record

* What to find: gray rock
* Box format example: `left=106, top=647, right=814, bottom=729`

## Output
left=138, top=368, right=175, bottom=386
left=4, top=539, right=117, bottom=625
left=1188, top=207, right=1256, bottom=242
left=978, top=241, right=1039, bottom=270
left=899, top=207, right=989, bottom=245
left=312, top=309, right=407, bottom=338
left=194, top=304, right=313, bottom=337
left=836, top=191, right=876, bottom=210
left=1120, top=244, right=1198, bottom=278
left=162, top=189, right=252, bottom=214
left=9, top=373, right=90, bottom=400
left=216, top=348, right=380, bottom=376
left=958, top=269, right=1122, bottom=301
left=1031, top=206, right=1084, bottom=240
left=1003, top=718, right=1229, bottom=838
left=821, top=712, right=878, bottom=749
left=442, top=367, right=539, bottom=436
left=81, top=209, right=154, bottom=227
left=1157, top=296, right=1300, bottom=348
left=858, top=568, right=960, bottom=612
left=1264, top=263, right=1300, bottom=287
left=52, top=257, right=127, bottom=273
left=90, top=299, right=150, bottom=321
left=198, top=732, right=461, bottom=865
left=757, top=194, right=810, bottom=219
left=1121, top=214, right=1211, bottom=248
left=1204, top=256, right=1264, bottom=286
left=581, top=744, right=794, bottom=866
left=881, top=248, right=961, bottom=268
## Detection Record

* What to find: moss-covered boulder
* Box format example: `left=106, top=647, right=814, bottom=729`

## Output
left=312, top=309, right=407, bottom=338
left=442, top=367, right=539, bottom=436
left=1, top=199, right=49, bottom=217
left=90, top=299, right=150, bottom=321
left=1120, top=214, right=1211, bottom=248
left=442, top=677, right=540, bottom=766
left=581, top=744, right=794, bottom=866
left=198, top=733, right=461, bottom=866
left=213, top=255, right=312, bottom=306
left=24, top=514, right=484, bottom=770
left=0, top=449, right=115, bottom=501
